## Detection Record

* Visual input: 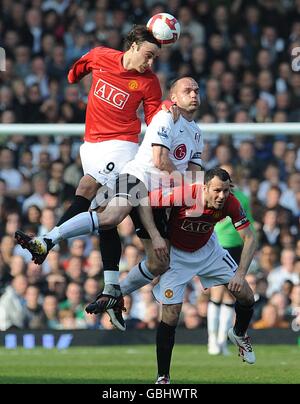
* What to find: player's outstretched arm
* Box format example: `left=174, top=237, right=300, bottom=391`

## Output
left=68, top=50, right=94, bottom=83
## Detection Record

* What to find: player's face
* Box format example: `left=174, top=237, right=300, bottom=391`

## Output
left=171, top=79, right=200, bottom=112
left=205, top=177, right=231, bottom=209
left=131, top=41, right=160, bottom=73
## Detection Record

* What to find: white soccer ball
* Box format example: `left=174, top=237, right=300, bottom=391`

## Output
left=147, top=13, right=180, bottom=46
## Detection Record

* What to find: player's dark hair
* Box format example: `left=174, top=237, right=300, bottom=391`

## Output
left=205, top=167, right=232, bottom=184
left=125, top=25, right=161, bottom=50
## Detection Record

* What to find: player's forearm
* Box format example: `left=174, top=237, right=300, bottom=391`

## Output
left=154, top=155, right=177, bottom=174
left=237, top=232, right=257, bottom=276
left=138, top=202, right=161, bottom=240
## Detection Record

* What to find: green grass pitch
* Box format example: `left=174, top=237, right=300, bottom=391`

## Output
left=0, top=345, right=299, bottom=384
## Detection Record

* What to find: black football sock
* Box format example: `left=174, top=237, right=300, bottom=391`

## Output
left=57, top=195, right=91, bottom=226
left=156, top=321, right=176, bottom=377
left=233, top=301, right=254, bottom=337
left=100, top=227, right=121, bottom=286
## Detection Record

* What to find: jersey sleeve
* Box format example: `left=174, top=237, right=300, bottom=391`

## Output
left=148, top=111, right=174, bottom=151
left=143, top=75, right=162, bottom=125
left=68, top=48, right=97, bottom=83
left=227, top=195, right=250, bottom=231
left=189, top=151, right=203, bottom=167
left=189, top=132, right=204, bottom=167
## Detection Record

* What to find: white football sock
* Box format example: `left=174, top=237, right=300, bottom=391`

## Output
left=207, top=301, right=221, bottom=343
left=120, top=261, right=154, bottom=296
left=104, top=271, right=120, bottom=286
left=46, top=212, right=99, bottom=244
left=218, top=303, right=234, bottom=347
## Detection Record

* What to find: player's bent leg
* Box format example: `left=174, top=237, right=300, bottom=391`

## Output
left=16, top=198, right=132, bottom=265
left=119, top=238, right=169, bottom=297
left=156, top=304, right=181, bottom=384
left=15, top=176, right=100, bottom=264
left=96, top=201, right=132, bottom=230
left=226, top=281, right=256, bottom=364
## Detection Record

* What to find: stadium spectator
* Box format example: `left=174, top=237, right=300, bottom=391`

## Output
left=41, top=294, right=60, bottom=329
left=59, top=282, right=85, bottom=323
left=252, top=303, right=289, bottom=329
left=182, top=303, right=203, bottom=330
left=267, top=248, right=299, bottom=297
left=0, top=274, right=28, bottom=331
left=23, top=285, right=44, bottom=329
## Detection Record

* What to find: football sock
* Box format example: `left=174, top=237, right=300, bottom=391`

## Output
left=46, top=212, right=99, bottom=244
left=57, top=195, right=91, bottom=226
left=234, top=301, right=254, bottom=337
left=156, top=321, right=176, bottom=377
left=120, top=260, right=155, bottom=295
left=101, top=228, right=121, bottom=287
left=207, top=300, right=221, bottom=342
left=218, top=303, right=234, bottom=347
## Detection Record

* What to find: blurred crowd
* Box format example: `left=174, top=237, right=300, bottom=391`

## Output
left=0, top=0, right=300, bottom=332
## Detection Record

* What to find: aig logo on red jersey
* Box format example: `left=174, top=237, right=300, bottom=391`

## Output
left=181, top=219, right=213, bottom=233
left=174, top=144, right=187, bottom=160
left=94, top=79, right=129, bottom=109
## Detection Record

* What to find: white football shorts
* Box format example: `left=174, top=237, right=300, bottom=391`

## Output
left=80, top=140, right=139, bottom=188
left=153, top=232, right=238, bottom=304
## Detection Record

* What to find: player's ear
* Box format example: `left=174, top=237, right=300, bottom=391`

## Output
left=170, top=93, right=177, bottom=103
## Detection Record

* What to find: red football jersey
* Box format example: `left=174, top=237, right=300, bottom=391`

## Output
left=150, top=184, right=250, bottom=252
left=68, top=47, right=162, bottom=143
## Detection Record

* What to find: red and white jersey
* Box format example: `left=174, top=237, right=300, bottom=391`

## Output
left=68, top=47, right=162, bottom=143
left=122, top=110, right=203, bottom=190
left=150, top=185, right=250, bottom=252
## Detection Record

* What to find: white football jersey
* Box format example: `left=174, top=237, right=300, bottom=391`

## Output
left=122, top=110, right=203, bottom=190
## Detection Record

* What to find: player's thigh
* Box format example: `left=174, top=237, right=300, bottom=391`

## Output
left=97, top=197, right=133, bottom=229
left=142, top=237, right=170, bottom=276
left=80, top=140, right=138, bottom=189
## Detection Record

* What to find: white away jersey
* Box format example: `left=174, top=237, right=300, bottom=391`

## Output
left=122, top=110, right=203, bottom=190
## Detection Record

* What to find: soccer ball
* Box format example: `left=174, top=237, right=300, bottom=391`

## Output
left=147, top=13, right=180, bottom=46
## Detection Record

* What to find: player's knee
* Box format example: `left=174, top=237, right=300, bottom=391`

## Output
left=237, top=291, right=255, bottom=307
left=162, top=304, right=181, bottom=327
left=146, top=259, right=169, bottom=276
left=76, top=176, right=98, bottom=199
left=98, top=210, right=119, bottom=228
